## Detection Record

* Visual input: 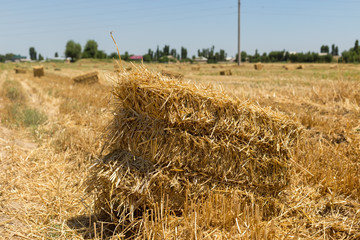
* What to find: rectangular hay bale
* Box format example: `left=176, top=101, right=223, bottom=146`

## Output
left=72, top=71, right=99, bottom=84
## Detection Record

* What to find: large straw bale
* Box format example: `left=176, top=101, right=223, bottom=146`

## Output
left=254, top=63, right=264, bottom=70
left=88, top=64, right=301, bottom=224
left=33, top=66, right=44, bottom=77
left=73, top=71, right=99, bottom=84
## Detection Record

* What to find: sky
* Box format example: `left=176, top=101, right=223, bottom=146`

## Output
left=0, top=0, right=359, bottom=59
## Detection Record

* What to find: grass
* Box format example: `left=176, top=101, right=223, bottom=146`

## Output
left=1, top=79, right=47, bottom=128
left=0, top=61, right=359, bottom=239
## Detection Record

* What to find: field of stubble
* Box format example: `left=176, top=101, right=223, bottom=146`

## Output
left=0, top=60, right=359, bottom=239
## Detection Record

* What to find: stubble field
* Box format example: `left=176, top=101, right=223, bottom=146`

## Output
left=0, top=60, right=359, bottom=239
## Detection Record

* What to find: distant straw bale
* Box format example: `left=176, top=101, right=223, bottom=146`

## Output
left=283, top=65, right=289, bottom=70
left=330, top=65, right=338, bottom=69
left=220, top=69, right=232, bottom=76
left=254, top=62, right=264, bottom=70
left=191, top=66, right=200, bottom=71
left=88, top=63, right=301, bottom=223
left=15, top=68, right=26, bottom=74
left=297, top=65, right=305, bottom=70
left=33, top=66, right=44, bottom=77
left=72, top=71, right=99, bottom=84
left=161, top=70, right=184, bottom=79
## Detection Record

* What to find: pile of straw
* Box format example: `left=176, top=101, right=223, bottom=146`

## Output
left=73, top=71, right=99, bottom=84
left=88, top=63, right=301, bottom=227
left=33, top=66, right=44, bottom=77
left=254, top=63, right=264, bottom=70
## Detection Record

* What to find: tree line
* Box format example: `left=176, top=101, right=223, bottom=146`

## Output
left=1, top=40, right=360, bottom=63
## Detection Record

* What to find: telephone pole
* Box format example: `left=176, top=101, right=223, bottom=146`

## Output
left=237, top=0, right=241, bottom=66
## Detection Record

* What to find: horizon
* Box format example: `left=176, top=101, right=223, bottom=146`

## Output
left=1, top=0, right=359, bottom=59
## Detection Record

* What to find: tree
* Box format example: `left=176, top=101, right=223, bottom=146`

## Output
left=181, top=47, right=187, bottom=60
left=82, top=40, right=98, bottom=58
left=29, top=47, right=37, bottom=60
left=109, top=52, right=119, bottom=59
left=38, top=54, right=44, bottom=61
left=219, top=49, right=226, bottom=61
left=121, top=51, right=129, bottom=61
left=320, top=45, right=329, bottom=54
left=170, top=48, right=176, bottom=58
left=354, top=40, right=359, bottom=53
left=155, top=46, right=161, bottom=61
left=163, top=45, right=170, bottom=56
left=96, top=50, right=107, bottom=59
left=147, top=49, right=153, bottom=61
left=54, top=52, right=59, bottom=58
left=65, top=40, right=82, bottom=61
left=142, top=54, right=152, bottom=62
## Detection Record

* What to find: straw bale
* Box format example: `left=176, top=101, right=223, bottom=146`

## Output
left=33, top=66, right=44, bottom=77
left=89, top=64, right=301, bottom=225
left=254, top=62, right=264, bottom=70
left=220, top=69, right=232, bottom=75
left=191, top=66, right=200, bottom=71
left=161, top=70, right=183, bottom=79
left=72, top=71, right=99, bottom=84
left=283, top=65, right=289, bottom=70
left=296, top=65, right=305, bottom=70
left=14, top=68, right=26, bottom=74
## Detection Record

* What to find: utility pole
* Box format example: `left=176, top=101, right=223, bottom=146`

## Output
left=238, top=0, right=241, bottom=66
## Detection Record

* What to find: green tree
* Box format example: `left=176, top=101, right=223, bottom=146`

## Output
left=38, top=54, right=44, bottom=61
left=109, top=52, right=119, bottom=59
left=163, top=45, right=170, bottom=56
left=121, top=51, right=130, bottom=61
left=219, top=49, right=226, bottom=61
left=181, top=47, right=187, bottom=60
left=320, top=45, right=329, bottom=54
left=147, top=49, right=153, bottom=61
left=29, top=47, right=37, bottom=60
left=142, top=54, right=152, bottom=62
left=65, top=40, right=82, bottom=61
left=155, top=46, right=161, bottom=61
left=170, top=48, right=177, bottom=58
left=54, top=52, right=59, bottom=58
left=96, top=50, right=107, bottom=59
left=82, top=40, right=98, bottom=58
left=354, top=40, right=359, bottom=53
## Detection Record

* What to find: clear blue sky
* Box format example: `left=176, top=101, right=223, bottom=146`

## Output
left=1, top=0, right=359, bottom=59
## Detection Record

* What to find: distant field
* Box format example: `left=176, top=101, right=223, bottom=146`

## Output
left=0, top=60, right=359, bottom=239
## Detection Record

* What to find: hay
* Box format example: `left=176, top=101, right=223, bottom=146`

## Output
left=72, top=71, right=99, bottom=84
left=220, top=69, right=232, bottom=76
left=191, top=66, right=200, bottom=71
left=283, top=65, right=289, bottom=70
left=88, top=63, right=301, bottom=227
left=254, top=62, right=264, bottom=70
left=161, top=70, right=184, bottom=79
left=14, top=68, right=26, bottom=74
left=33, top=66, right=44, bottom=77
left=296, top=65, right=305, bottom=70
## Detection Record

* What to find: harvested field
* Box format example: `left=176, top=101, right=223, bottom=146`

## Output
left=0, top=61, right=359, bottom=239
